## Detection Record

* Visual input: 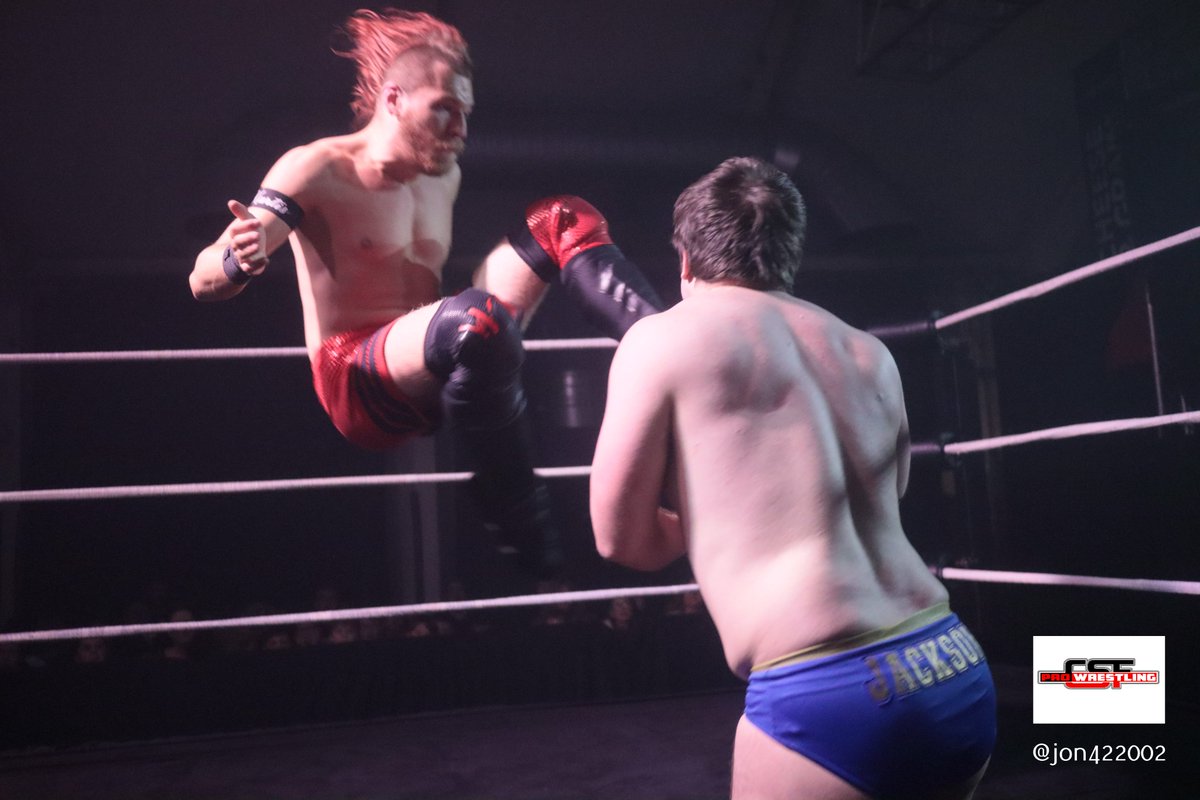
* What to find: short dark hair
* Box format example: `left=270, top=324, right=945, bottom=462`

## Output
left=672, top=157, right=807, bottom=292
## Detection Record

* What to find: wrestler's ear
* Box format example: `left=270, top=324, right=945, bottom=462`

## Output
left=679, top=250, right=693, bottom=282
left=382, top=82, right=406, bottom=117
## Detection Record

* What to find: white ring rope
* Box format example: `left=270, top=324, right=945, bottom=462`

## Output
left=0, top=583, right=701, bottom=645
left=934, top=224, right=1200, bottom=330
left=0, top=466, right=592, bottom=505
left=0, top=338, right=618, bottom=365
left=938, top=567, right=1200, bottom=596
left=942, top=410, right=1200, bottom=456
left=2, top=224, right=1197, bottom=366
left=4, top=565, right=1197, bottom=645
left=0, top=347, right=306, bottom=364
left=3, top=411, right=1196, bottom=505
left=523, top=337, right=616, bottom=352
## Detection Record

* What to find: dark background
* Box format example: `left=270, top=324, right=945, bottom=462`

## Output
left=0, top=0, right=1197, bottom=776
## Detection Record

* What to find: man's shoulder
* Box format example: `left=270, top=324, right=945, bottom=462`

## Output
left=268, top=136, right=354, bottom=185
left=292, top=131, right=357, bottom=154
left=616, top=306, right=704, bottom=372
left=625, top=303, right=687, bottom=340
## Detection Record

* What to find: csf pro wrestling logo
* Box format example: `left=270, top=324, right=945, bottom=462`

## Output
left=1033, top=637, right=1165, bottom=724
left=1037, top=658, right=1159, bottom=689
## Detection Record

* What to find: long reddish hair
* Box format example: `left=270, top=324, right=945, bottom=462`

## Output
left=334, top=9, right=470, bottom=128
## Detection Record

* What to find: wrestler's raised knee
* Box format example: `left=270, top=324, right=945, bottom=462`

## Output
left=423, top=288, right=525, bottom=429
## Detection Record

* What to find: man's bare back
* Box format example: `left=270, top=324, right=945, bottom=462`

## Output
left=603, top=285, right=947, bottom=677
left=591, top=157, right=992, bottom=799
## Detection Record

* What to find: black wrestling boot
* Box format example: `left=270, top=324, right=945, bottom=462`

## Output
left=478, top=480, right=564, bottom=578
left=509, top=196, right=664, bottom=340
left=459, top=405, right=564, bottom=578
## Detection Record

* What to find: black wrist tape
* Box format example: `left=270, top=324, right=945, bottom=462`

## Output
left=222, top=246, right=253, bottom=284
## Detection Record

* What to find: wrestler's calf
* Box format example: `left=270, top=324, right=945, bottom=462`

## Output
left=509, top=196, right=663, bottom=339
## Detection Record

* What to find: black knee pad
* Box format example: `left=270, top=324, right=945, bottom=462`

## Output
left=423, top=288, right=526, bottom=430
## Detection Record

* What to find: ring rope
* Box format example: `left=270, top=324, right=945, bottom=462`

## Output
left=0, top=338, right=619, bottom=365
left=0, top=583, right=701, bottom=644
left=522, top=337, right=616, bottom=352
left=941, top=409, right=1200, bottom=456
left=4, top=566, right=1197, bottom=645
left=0, top=346, right=306, bottom=365
left=938, top=567, right=1200, bottom=596
left=3, top=225, right=1197, bottom=366
left=934, top=224, right=1200, bottom=331
left=0, top=466, right=592, bottom=505
left=3, top=412, right=1196, bottom=505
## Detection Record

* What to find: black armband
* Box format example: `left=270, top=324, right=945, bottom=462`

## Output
left=222, top=246, right=253, bottom=284
left=250, top=187, right=305, bottom=229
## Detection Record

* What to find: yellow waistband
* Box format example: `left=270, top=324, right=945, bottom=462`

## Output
left=751, top=602, right=952, bottom=673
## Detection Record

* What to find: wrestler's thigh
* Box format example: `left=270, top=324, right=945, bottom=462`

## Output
left=382, top=302, right=443, bottom=405
left=731, top=715, right=870, bottom=800
left=472, top=240, right=548, bottom=324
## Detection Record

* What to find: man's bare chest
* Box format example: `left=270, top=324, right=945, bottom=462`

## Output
left=318, top=187, right=452, bottom=271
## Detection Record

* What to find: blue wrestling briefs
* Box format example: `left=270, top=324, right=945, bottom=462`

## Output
left=744, top=604, right=996, bottom=799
